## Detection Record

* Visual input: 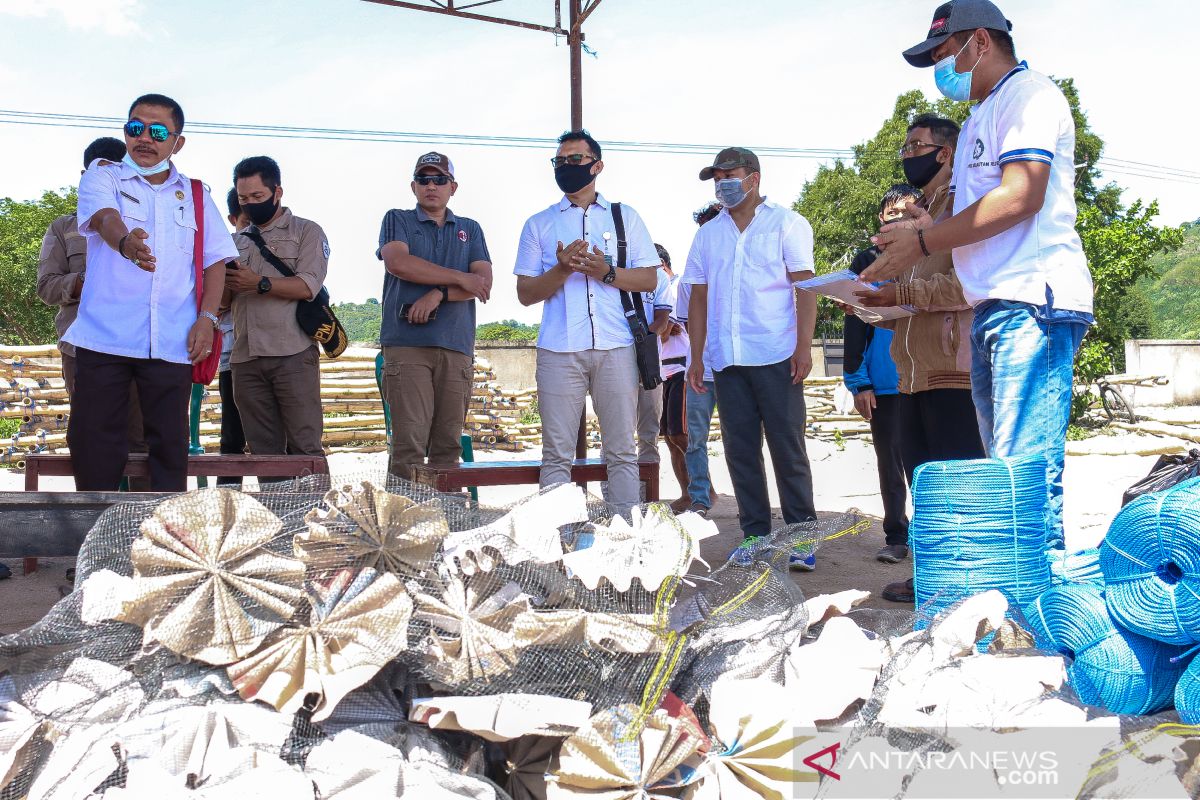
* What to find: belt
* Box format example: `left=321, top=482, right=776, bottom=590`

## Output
left=663, top=357, right=686, bottom=366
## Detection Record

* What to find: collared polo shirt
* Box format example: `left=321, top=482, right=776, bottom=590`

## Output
left=231, top=208, right=330, bottom=363
left=65, top=160, right=238, bottom=365
left=683, top=200, right=815, bottom=372
left=375, top=206, right=490, bottom=358
left=513, top=193, right=659, bottom=353
left=36, top=213, right=86, bottom=356
left=950, top=63, right=1094, bottom=313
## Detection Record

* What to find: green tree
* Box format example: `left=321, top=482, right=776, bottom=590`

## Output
left=792, top=80, right=1184, bottom=397
left=0, top=188, right=77, bottom=344
left=333, top=299, right=382, bottom=344
left=476, top=320, right=539, bottom=342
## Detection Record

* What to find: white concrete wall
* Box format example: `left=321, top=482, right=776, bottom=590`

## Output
left=1123, top=340, right=1200, bottom=407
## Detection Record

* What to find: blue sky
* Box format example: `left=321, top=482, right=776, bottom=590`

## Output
left=1, top=0, right=1197, bottom=325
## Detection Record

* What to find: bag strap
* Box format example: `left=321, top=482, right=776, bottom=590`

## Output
left=190, top=179, right=204, bottom=312
left=611, top=203, right=650, bottom=328
left=242, top=228, right=298, bottom=279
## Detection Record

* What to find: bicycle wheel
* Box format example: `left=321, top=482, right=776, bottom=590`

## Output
left=1100, top=383, right=1138, bottom=424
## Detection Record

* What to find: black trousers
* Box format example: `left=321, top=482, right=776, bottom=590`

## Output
left=68, top=348, right=191, bottom=492
left=713, top=360, right=816, bottom=538
left=217, top=368, right=246, bottom=485
left=898, top=388, right=986, bottom=484
left=870, top=393, right=910, bottom=545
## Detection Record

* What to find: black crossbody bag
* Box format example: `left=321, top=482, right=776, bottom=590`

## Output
left=611, top=203, right=662, bottom=391
left=243, top=229, right=348, bottom=358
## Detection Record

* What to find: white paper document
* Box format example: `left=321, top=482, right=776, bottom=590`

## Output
left=795, top=269, right=917, bottom=322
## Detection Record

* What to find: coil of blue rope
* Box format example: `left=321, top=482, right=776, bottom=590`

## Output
left=911, top=455, right=1051, bottom=616
left=1048, top=547, right=1103, bottom=586
left=1176, top=655, right=1200, bottom=724
left=1025, top=582, right=1191, bottom=715
left=1100, top=477, right=1200, bottom=645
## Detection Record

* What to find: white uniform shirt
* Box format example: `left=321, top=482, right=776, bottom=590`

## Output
left=950, top=64, right=1094, bottom=312
left=673, top=280, right=711, bottom=383
left=66, top=160, right=237, bottom=364
left=683, top=200, right=815, bottom=372
left=658, top=274, right=689, bottom=379
left=514, top=193, right=659, bottom=353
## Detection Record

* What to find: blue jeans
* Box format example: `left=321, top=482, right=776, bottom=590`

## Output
left=970, top=300, right=1089, bottom=549
left=685, top=380, right=716, bottom=507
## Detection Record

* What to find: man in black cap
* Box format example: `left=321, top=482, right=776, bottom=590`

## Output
left=685, top=147, right=818, bottom=567
left=863, top=0, right=1094, bottom=549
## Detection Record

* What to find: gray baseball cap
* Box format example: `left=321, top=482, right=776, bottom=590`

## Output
left=699, top=147, right=760, bottom=181
left=902, top=0, right=1012, bottom=68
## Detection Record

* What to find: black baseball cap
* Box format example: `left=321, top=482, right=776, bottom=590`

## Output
left=903, top=0, right=1012, bottom=68
left=699, top=147, right=760, bottom=181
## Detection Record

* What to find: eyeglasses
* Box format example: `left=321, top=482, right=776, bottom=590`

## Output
left=550, top=153, right=597, bottom=167
left=414, top=175, right=452, bottom=186
left=898, top=140, right=945, bottom=157
left=124, top=119, right=174, bottom=143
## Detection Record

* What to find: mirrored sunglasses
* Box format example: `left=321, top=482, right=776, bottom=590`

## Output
left=124, top=119, right=173, bottom=143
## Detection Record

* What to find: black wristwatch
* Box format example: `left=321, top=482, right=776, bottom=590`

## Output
left=257, top=276, right=272, bottom=295
left=437, top=285, right=449, bottom=302
left=602, top=265, right=617, bottom=285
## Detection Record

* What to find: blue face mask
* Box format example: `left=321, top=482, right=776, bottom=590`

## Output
left=934, top=37, right=982, bottom=102
left=714, top=175, right=751, bottom=208
left=122, top=150, right=172, bottom=177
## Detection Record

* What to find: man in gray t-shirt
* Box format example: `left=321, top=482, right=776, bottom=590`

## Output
left=376, top=152, right=492, bottom=479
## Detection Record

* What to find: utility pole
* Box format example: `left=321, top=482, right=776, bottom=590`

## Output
left=360, top=0, right=603, bottom=128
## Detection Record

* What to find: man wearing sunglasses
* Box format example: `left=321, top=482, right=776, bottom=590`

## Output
left=376, top=152, right=492, bottom=479
left=63, top=93, right=235, bottom=492
left=226, top=155, right=330, bottom=464
left=515, top=130, right=659, bottom=511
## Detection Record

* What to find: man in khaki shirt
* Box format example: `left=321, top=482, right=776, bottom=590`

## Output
left=37, top=137, right=153, bottom=489
left=225, top=156, right=329, bottom=458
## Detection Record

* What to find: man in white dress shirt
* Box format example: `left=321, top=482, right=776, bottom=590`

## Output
left=65, top=93, right=235, bottom=491
left=685, top=147, right=819, bottom=566
left=515, top=130, right=659, bottom=511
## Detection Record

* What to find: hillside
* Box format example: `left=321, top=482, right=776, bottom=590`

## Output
left=1143, top=221, right=1200, bottom=340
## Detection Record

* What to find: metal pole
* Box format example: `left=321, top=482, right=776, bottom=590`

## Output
left=568, top=0, right=583, bottom=129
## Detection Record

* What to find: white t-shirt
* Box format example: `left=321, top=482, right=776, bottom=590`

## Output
left=657, top=274, right=688, bottom=379
left=950, top=64, right=1093, bottom=312
left=682, top=200, right=815, bottom=372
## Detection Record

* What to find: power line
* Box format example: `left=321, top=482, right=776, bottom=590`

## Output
left=2, top=109, right=1198, bottom=184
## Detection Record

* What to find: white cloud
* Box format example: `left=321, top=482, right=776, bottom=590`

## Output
left=0, top=0, right=142, bottom=36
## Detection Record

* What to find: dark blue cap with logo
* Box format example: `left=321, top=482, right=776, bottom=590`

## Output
left=903, top=0, right=1013, bottom=68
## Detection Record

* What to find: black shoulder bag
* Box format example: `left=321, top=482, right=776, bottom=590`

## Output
left=611, top=203, right=662, bottom=391
left=243, top=229, right=348, bottom=358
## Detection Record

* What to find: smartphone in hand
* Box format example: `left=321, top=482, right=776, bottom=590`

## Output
left=398, top=303, right=437, bottom=322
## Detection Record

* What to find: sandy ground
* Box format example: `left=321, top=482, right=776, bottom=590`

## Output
left=0, top=435, right=1160, bottom=635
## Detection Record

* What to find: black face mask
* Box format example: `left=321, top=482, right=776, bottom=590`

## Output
left=902, top=148, right=944, bottom=190
left=554, top=162, right=596, bottom=195
left=242, top=194, right=279, bottom=227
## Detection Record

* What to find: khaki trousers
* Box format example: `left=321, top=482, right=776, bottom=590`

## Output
left=232, top=347, right=324, bottom=457
left=382, top=345, right=472, bottom=480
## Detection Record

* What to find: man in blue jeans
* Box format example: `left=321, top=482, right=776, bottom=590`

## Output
left=674, top=202, right=722, bottom=515
left=864, top=0, right=1094, bottom=549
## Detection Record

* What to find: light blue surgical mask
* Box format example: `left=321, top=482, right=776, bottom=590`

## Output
left=933, top=37, right=983, bottom=102
left=714, top=175, right=751, bottom=208
left=122, top=151, right=172, bottom=177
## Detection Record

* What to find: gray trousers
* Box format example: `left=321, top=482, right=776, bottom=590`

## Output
left=713, top=359, right=816, bottom=538
left=536, top=346, right=639, bottom=509
left=636, top=383, right=663, bottom=463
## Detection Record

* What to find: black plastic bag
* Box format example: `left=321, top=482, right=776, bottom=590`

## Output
left=1122, top=449, right=1200, bottom=505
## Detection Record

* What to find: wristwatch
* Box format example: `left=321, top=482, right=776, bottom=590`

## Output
left=199, top=310, right=220, bottom=329
left=437, top=285, right=449, bottom=302
left=602, top=265, right=617, bottom=285
left=257, top=276, right=272, bottom=294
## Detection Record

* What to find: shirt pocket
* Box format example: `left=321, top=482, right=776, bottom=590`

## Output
left=265, top=238, right=302, bottom=277
left=173, top=204, right=198, bottom=253
left=66, top=234, right=87, bottom=271
left=744, top=232, right=781, bottom=269
left=118, top=192, right=147, bottom=226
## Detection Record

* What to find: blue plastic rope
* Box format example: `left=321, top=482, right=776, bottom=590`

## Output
left=1048, top=547, right=1103, bottom=586
left=910, top=455, right=1051, bottom=616
left=1024, top=582, right=1190, bottom=715
left=1100, top=477, right=1200, bottom=645
left=1176, top=655, right=1200, bottom=724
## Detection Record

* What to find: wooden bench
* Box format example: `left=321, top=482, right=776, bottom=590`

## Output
left=411, top=458, right=660, bottom=501
left=22, top=453, right=329, bottom=491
